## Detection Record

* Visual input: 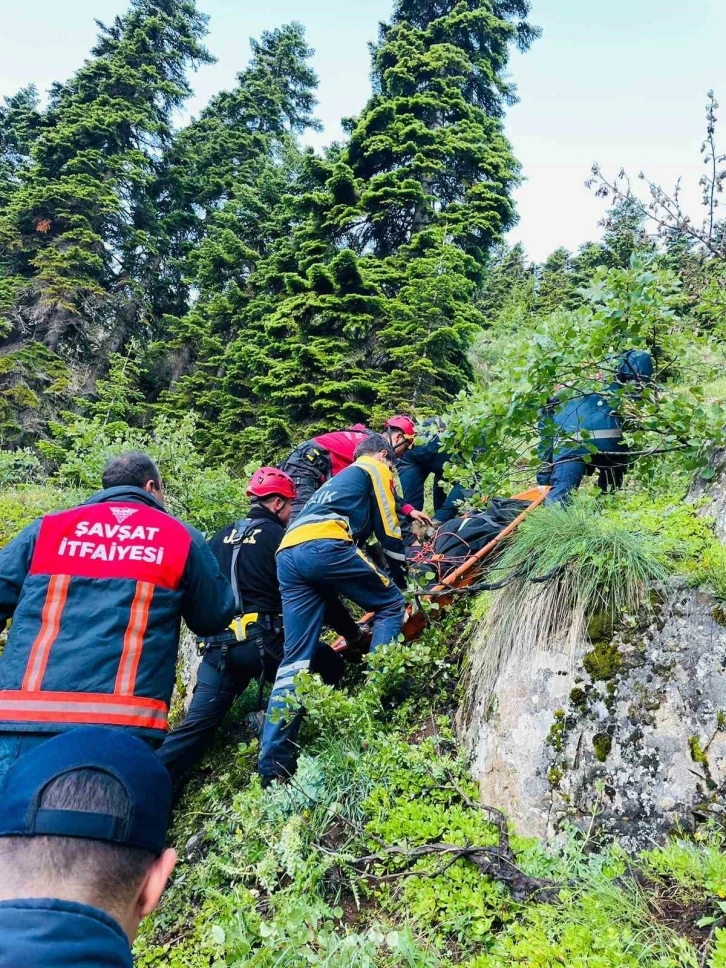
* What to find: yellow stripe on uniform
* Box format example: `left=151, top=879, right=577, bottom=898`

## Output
left=354, top=547, right=391, bottom=587
left=356, top=456, right=401, bottom=540
left=278, top=517, right=352, bottom=552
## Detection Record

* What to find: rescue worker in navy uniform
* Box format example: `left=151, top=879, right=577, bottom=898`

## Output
left=280, top=415, right=427, bottom=523
left=0, top=451, right=235, bottom=782
left=158, top=467, right=347, bottom=789
left=398, top=417, right=484, bottom=524
left=259, top=434, right=407, bottom=784
left=0, top=726, right=177, bottom=968
left=538, top=349, right=655, bottom=505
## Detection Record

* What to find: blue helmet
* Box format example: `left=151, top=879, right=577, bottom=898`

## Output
left=617, top=349, right=654, bottom=384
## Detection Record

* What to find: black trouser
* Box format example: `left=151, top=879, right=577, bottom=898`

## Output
left=157, top=630, right=343, bottom=787
left=280, top=443, right=333, bottom=521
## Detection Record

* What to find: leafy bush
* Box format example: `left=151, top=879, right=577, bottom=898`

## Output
left=447, top=255, right=726, bottom=496
left=39, top=412, right=249, bottom=534
left=0, top=448, right=43, bottom=486
left=0, top=486, right=83, bottom=547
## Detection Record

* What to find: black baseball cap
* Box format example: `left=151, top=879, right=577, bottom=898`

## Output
left=0, top=727, right=172, bottom=856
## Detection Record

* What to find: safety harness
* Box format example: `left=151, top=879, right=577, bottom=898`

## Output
left=200, top=517, right=283, bottom=708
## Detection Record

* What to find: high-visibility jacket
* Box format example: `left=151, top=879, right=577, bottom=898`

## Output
left=0, top=486, right=235, bottom=742
left=278, top=456, right=406, bottom=581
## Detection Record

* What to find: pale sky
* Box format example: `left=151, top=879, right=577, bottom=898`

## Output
left=1, top=0, right=725, bottom=261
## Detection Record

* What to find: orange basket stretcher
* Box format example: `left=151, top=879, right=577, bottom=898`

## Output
left=332, top=486, right=548, bottom=652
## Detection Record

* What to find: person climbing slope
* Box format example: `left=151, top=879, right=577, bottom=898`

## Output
left=397, top=416, right=486, bottom=524
left=537, top=349, right=654, bottom=504
left=280, top=415, right=428, bottom=523
left=0, top=451, right=234, bottom=782
left=158, top=468, right=350, bottom=789
left=258, top=434, right=407, bottom=784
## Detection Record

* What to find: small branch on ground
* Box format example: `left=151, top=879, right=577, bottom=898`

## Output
left=346, top=840, right=560, bottom=902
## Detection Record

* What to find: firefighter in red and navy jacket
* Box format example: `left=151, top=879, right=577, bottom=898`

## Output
left=280, top=416, right=431, bottom=526
left=0, top=451, right=235, bottom=781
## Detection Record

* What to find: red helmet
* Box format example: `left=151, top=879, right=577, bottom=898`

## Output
left=246, top=467, right=297, bottom=500
left=384, top=414, right=416, bottom=440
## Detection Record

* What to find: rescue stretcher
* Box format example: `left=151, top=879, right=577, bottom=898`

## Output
left=332, top=486, right=548, bottom=652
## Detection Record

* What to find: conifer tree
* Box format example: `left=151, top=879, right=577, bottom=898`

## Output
left=156, top=25, right=323, bottom=452
left=196, top=0, right=538, bottom=460
left=0, top=87, right=42, bottom=215
left=348, top=0, right=538, bottom=258
left=0, top=0, right=212, bottom=442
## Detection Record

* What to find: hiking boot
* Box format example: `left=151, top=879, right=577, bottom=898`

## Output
left=245, top=709, right=266, bottom=738
left=343, top=623, right=373, bottom=663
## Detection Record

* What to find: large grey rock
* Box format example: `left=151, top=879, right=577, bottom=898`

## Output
left=461, top=457, right=726, bottom=849
left=463, top=587, right=726, bottom=849
left=690, top=449, right=726, bottom=541
left=172, top=626, right=202, bottom=716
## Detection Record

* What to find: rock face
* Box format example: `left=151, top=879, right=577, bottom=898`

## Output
left=691, top=449, right=726, bottom=541
left=174, top=627, right=202, bottom=714
left=461, top=466, right=726, bottom=850
left=464, top=587, right=726, bottom=850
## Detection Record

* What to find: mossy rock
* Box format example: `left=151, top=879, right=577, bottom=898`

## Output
left=587, top=611, right=615, bottom=644
left=583, top=641, right=622, bottom=682
left=569, top=686, right=588, bottom=710
left=593, top=733, right=613, bottom=762
left=546, top=709, right=567, bottom=753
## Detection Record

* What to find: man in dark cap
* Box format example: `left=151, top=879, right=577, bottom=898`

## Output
left=0, top=726, right=177, bottom=966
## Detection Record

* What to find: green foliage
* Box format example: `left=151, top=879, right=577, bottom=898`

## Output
left=470, top=879, right=699, bottom=967
left=130, top=592, right=726, bottom=967
left=0, top=0, right=213, bottom=437
left=160, top=0, right=536, bottom=460
left=448, top=254, right=726, bottom=496
left=39, top=410, right=248, bottom=534
left=606, top=490, right=726, bottom=600
left=0, top=85, right=42, bottom=213
left=0, top=487, right=82, bottom=547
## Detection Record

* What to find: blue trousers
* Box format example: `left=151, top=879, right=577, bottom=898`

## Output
left=258, top=540, right=406, bottom=778
left=158, top=633, right=343, bottom=788
left=398, top=461, right=469, bottom=524
left=544, top=453, right=628, bottom=505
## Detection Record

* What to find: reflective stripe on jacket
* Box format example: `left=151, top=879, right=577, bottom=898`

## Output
left=539, top=391, right=626, bottom=464
left=0, top=486, right=235, bottom=741
left=278, top=457, right=405, bottom=573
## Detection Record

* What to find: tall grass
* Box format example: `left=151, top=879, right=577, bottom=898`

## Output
left=463, top=495, right=671, bottom=721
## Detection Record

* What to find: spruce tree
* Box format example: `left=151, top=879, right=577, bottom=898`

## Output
left=156, top=25, right=323, bottom=454
left=348, top=0, right=538, bottom=259
left=198, top=0, right=538, bottom=460
left=0, top=87, right=42, bottom=216
left=0, top=0, right=212, bottom=442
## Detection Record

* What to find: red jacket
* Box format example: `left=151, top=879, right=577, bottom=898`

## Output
left=312, top=430, right=370, bottom=476
left=0, top=487, right=234, bottom=743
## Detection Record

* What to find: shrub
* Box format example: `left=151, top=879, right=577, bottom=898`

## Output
left=39, top=412, right=249, bottom=534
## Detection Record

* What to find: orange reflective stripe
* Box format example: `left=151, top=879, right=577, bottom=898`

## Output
left=115, top=581, right=154, bottom=695
left=21, top=574, right=71, bottom=692
left=0, top=690, right=168, bottom=731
